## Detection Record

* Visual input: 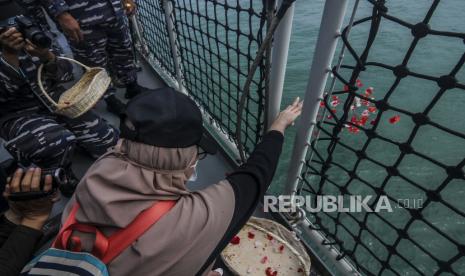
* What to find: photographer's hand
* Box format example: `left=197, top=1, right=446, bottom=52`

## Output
left=57, top=12, right=83, bottom=43
left=3, top=168, right=58, bottom=230
left=24, top=40, right=55, bottom=63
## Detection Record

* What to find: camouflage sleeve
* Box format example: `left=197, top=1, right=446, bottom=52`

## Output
left=42, top=0, right=70, bottom=19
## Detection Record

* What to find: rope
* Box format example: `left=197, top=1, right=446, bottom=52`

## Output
left=235, top=0, right=296, bottom=162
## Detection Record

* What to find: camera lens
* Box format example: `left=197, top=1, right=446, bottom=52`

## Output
left=32, top=33, right=52, bottom=48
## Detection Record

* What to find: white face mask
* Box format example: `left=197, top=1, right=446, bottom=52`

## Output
left=188, top=160, right=199, bottom=182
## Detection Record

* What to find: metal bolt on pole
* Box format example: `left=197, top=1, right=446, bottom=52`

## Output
left=163, top=0, right=184, bottom=91
left=284, top=0, right=349, bottom=196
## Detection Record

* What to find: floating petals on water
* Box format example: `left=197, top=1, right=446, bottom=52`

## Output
left=351, top=115, right=358, bottom=124
left=327, top=114, right=334, bottom=119
left=389, top=115, right=401, bottom=124
left=343, top=85, right=350, bottom=92
left=370, top=119, right=377, bottom=125
left=230, top=236, right=240, bottom=245
left=368, top=106, right=377, bottom=113
left=361, top=110, right=370, bottom=117
left=348, top=126, right=360, bottom=134
left=359, top=116, right=369, bottom=126
left=356, top=79, right=363, bottom=87
left=331, top=99, right=340, bottom=107
left=361, top=99, right=370, bottom=106
left=320, top=101, right=325, bottom=107
left=351, top=105, right=356, bottom=110
left=365, top=87, right=374, bottom=96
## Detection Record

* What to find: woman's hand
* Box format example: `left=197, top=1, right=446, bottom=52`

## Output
left=0, top=28, right=25, bottom=54
left=3, top=168, right=59, bottom=230
left=269, top=97, right=303, bottom=134
left=24, top=40, right=55, bottom=62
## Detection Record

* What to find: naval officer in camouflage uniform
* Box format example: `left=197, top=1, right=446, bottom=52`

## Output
left=44, top=0, right=143, bottom=115
left=0, top=19, right=118, bottom=170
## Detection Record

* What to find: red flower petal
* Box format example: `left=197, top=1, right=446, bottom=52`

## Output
left=297, top=268, right=304, bottom=273
left=332, top=95, right=339, bottom=100
left=320, top=101, right=325, bottom=107
left=389, top=115, right=401, bottom=124
left=266, top=234, right=273, bottom=241
left=248, top=232, right=255, bottom=239
left=278, top=245, right=285, bottom=252
left=365, top=87, right=374, bottom=96
left=368, top=106, right=377, bottom=113
left=230, top=236, right=240, bottom=245
left=343, top=85, right=350, bottom=92
left=265, top=267, right=278, bottom=276
left=261, top=256, right=268, bottom=264
left=356, top=79, right=363, bottom=87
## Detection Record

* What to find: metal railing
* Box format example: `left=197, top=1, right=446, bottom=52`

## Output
left=129, top=0, right=465, bottom=275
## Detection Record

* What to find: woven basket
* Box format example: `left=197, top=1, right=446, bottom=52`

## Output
left=37, top=56, right=111, bottom=118
left=221, top=217, right=311, bottom=275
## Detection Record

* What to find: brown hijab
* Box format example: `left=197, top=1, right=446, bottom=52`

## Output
left=62, top=139, right=235, bottom=276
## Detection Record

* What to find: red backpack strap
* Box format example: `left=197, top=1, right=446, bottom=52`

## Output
left=53, top=200, right=176, bottom=264
left=101, top=200, right=176, bottom=264
left=52, top=203, right=80, bottom=249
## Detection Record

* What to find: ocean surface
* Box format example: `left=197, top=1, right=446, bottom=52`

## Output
left=267, top=0, right=465, bottom=275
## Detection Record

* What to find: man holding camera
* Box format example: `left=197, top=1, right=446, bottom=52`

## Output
left=0, top=1, right=118, bottom=176
left=44, top=0, right=144, bottom=115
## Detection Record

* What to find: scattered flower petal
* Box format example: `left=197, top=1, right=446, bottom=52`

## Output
left=248, top=232, right=255, bottom=239
left=368, top=106, right=377, bottom=113
left=389, top=115, right=401, bottom=124
left=265, top=267, right=278, bottom=276
left=261, top=256, right=268, bottom=264
left=230, top=236, right=240, bottom=245
left=266, top=234, right=273, bottom=241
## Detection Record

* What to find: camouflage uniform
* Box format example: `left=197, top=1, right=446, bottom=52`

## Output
left=0, top=50, right=118, bottom=168
left=45, top=0, right=137, bottom=97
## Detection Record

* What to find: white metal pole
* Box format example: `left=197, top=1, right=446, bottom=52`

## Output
left=163, top=0, right=184, bottom=91
left=284, top=0, right=349, bottom=195
left=267, top=0, right=295, bottom=129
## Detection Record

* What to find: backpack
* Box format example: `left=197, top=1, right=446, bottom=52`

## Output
left=21, top=200, right=176, bottom=275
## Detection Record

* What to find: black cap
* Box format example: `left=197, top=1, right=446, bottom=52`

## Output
left=0, top=0, right=24, bottom=21
left=120, top=87, right=217, bottom=154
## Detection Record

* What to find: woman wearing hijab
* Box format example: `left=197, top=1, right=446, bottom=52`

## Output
left=60, top=87, right=303, bottom=276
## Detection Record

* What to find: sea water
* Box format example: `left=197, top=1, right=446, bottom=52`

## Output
left=269, top=0, right=465, bottom=275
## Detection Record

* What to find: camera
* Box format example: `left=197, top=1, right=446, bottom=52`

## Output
left=0, top=159, right=67, bottom=201
left=0, top=15, right=51, bottom=49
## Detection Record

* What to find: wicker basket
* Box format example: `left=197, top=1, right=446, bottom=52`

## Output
left=37, top=56, right=111, bottom=118
left=221, top=217, right=311, bottom=275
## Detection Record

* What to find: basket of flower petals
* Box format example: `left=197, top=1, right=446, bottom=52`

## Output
left=221, top=217, right=311, bottom=275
